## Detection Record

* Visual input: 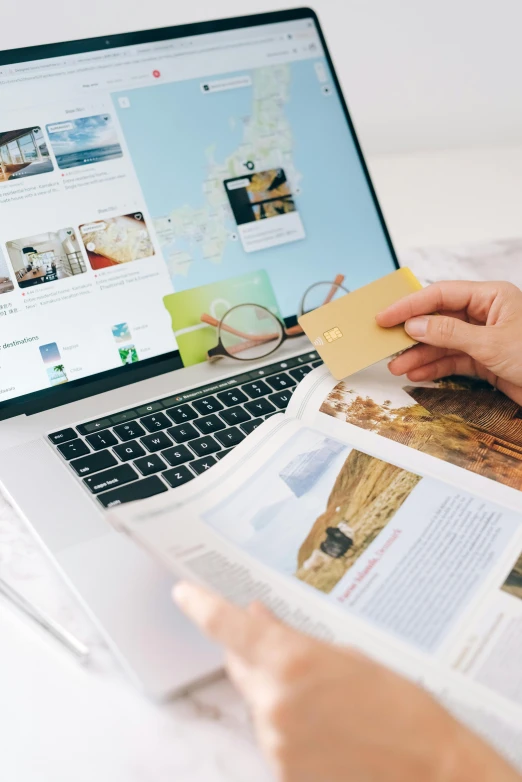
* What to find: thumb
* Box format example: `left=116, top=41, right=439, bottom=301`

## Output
left=405, top=315, right=488, bottom=359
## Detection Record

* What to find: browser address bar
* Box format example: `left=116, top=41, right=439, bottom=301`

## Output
left=0, top=35, right=280, bottom=85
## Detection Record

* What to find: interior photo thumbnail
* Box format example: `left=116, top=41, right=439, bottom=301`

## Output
left=6, top=228, right=87, bottom=289
left=0, top=249, right=14, bottom=295
left=0, top=127, right=53, bottom=182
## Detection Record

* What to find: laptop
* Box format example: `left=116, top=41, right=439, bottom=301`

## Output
left=0, top=8, right=399, bottom=697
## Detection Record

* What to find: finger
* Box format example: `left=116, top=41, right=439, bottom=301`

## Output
left=376, top=280, right=498, bottom=328
left=174, top=582, right=268, bottom=659
left=388, top=345, right=451, bottom=376
left=225, top=650, right=255, bottom=694
left=248, top=601, right=276, bottom=620
left=173, top=582, right=278, bottom=663
left=406, top=354, right=478, bottom=382
left=404, top=314, right=492, bottom=360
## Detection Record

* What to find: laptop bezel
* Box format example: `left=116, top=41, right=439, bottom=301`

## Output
left=0, top=7, right=398, bottom=421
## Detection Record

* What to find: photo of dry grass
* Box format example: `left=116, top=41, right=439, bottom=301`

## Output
left=296, top=450, right=420, bottom=593
left=502, top=552, right=522, bottom=601
left=320, top=371, right=522, bottom=491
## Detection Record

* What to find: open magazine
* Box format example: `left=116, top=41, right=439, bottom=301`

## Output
left=110, top=361, right=522, bottom=769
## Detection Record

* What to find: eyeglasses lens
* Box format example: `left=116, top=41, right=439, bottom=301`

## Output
left=219, top=304, right=283, bottom=360
left=301, top=282, right=348, bottom=315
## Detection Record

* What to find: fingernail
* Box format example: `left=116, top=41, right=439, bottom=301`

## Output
left=405, top=316, right=429, bottom=338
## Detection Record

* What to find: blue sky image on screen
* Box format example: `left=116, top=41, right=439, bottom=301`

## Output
left=113, top=58, right=396, bottom=317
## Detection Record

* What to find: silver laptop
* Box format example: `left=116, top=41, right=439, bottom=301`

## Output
left=0, top=8, right=398, bottom=697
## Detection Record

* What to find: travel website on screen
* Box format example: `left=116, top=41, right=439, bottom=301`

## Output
left=0, top=18, right=396, bottom=404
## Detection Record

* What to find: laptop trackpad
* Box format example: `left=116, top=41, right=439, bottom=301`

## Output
left=0, top=438, right=110, bottom=551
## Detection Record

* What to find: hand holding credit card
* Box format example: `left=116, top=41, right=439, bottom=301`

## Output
left=298, top=268, right=423, bottom=379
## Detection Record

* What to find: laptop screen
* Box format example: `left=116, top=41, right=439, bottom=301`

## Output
left=0, top=13, right=397, bottom=410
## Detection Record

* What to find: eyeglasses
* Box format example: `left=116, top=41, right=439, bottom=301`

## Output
left=201, top=274, right=349, bottom=362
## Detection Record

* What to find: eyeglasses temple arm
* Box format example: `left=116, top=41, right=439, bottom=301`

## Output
left=200, top=313, right=280, bottom=343
left=323, top=273, right=346, bottom=305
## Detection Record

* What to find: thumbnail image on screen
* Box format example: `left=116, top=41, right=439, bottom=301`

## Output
left=224, top=168, right=305, bottom=253
left=39, top=342, right=69, bottom=386
left=46, top=114, right=123, bottom=170
left=225, top=168, right=295, bottom=223
left=6, top=228, right=87, bottom=289
left=79, top=212, right=155, bottom=270
left=111, top=322, right=132, bottom=343
left=0, top=248, right=14, bottom=295
left=0, top=127, right=53, bottom=182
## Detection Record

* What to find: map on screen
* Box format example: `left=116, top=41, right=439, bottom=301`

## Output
left=114, top=58, right=396, bottom=318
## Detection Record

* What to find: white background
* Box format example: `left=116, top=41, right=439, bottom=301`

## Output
left=3, top=0, right=522, bottom=248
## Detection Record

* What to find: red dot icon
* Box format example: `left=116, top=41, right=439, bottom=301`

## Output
left=152, top=70, right=161, bottom=78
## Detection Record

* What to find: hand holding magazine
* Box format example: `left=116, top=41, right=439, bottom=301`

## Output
left=110, top=281, right=522, bottom=774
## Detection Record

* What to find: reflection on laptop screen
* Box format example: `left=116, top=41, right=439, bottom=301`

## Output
left=0, top=15, right=396, bottom=404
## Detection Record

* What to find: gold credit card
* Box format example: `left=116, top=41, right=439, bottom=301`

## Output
left=298, top=268, right=423, bottom=380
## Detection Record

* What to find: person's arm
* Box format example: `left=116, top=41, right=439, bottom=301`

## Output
left=174, top=583, right=521, bottom=782
left=375, top=280, right=522, bottom=405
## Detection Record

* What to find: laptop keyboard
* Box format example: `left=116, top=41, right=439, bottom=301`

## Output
left=47, top=352, right=322, bottom=509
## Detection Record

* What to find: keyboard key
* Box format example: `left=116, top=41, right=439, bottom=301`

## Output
left=166, top=404, right=197, bottom=424
left=311, top=360, right=323, bottom=367
left=296, top=351, right=319, bottom=364
left=250, top=360, right=294, bottom=379
left=220, top=406, right=251, bottom=425
left=214, top=427, right=245, bottom=448
left=161, top=444, right=194, bottom=467
left=193, top=414, right=226, bottom=435
left=113, top=441, right=146, bottom=461
left=86, top=430, right=118, bottom=451
left=266, top=373, right=294, bottom=391
left=190, top=455, right=217, bottom=475
left=141, top=432, right=173, bottom=452
left=189, top=436, right=221, bottom=457
left=70, top=449, right=117, bottom=476
left=162, top=465, right=195, bottom=488
left=215, top=449, right=233, bottom=460
left=113, top=421, right=146, bottom=441
left=48, top=428, right=77, bottom=445
left=241, top=380, right=271, bottom=398
left=77, top=418, right=112, bottom=435
left=110, top=409, right=138, bottom=424
left=217, top=388, right=248, bottom=407
left=289, top=365, right=313, bottom=382
left=83, top=464, right=138, bottom=494
left=136, top=402, right=163, bottom=415
left=240, top=418, right=263, bottom=435
left=192, top=396, right=224, bottom=415
left=140, top=412, right=171, bottom=432
left=57, top=439, right=90, bottom=460
left=269, top=390, right=293, bottom=409
left=167, top=423, right=199, bottom=443
left=97, top=475, right=168, bottom=508
left=244, top=398, right=276, bottom=416
left=134, top=454, right=167, bottom=476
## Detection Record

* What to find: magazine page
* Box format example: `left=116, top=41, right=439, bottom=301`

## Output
left=288, top=361, right=522, bottom=512
left=288, top=361, right=522, bottom=713
left=109, top=414, right=522, bottom=766
left=110, top=410, right=522, bottom=736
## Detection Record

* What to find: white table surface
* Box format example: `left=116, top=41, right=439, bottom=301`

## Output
left=2, top=146, right=522, bottom=782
